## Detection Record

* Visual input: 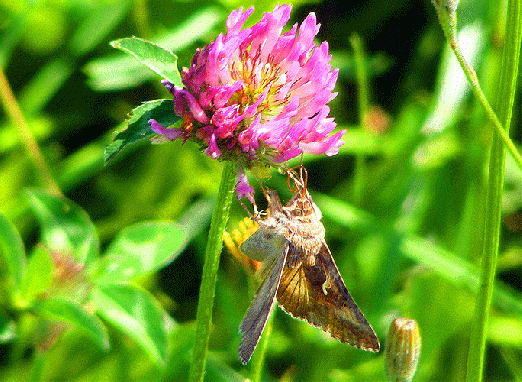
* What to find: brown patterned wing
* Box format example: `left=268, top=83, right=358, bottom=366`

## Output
left=276, top=243, right=380, bottom=352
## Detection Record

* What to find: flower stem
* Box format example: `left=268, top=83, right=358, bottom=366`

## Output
left=433, top=2, right=522, bottom=172
left=350, top=34, right=369, bottom=206
left=189, top=161, right=237, bottom=382
left=466, top=0, right=522, bottom=381
left=0, top=67, right=62, bottom=196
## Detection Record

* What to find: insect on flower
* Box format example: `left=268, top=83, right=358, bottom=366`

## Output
left=239, top=166, right=380, bottom=364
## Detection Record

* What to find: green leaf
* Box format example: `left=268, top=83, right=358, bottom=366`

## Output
left=0, top=212, right=26, bottom=293
left=401, top=235, right=522, bottom=317
left=25, top=190, right=99, bottom=266
left=92, top=283, right=172, bottom=365
left=104, top=99, right=179, bottom=162
left=110, top=37, right=181, bottom=86
left=35, top=298, right=109, bottom=350
left=93, top=222, right=187, bottom=284
left=18, top=246, right=54, bottom=304
left=408, top=272, right=475, bottom=358
left=85, top=7, right=221, bottom=91
left=487, top=315, right=522, bottom=346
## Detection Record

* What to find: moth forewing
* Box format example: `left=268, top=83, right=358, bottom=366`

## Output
left=240, top=223, right=285, bottom=262
left=238, top=228, right=289, bottom=365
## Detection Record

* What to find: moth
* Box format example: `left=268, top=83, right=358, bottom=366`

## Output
left=238, top=168, right=380, bottom=364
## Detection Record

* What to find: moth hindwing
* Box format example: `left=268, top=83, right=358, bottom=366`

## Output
left=238, top=170, right=380, bottom=365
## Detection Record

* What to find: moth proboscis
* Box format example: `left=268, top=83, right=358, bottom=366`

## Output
left=238, top=167, right=380, bottom=365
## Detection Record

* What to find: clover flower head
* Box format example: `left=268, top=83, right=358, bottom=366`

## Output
left=149, top=4, right=345, bottom=199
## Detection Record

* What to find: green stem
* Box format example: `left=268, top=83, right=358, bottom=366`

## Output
left=189, top=161, right=237, bottom=382
left=0, top=67, right=62, bottom=196
left=467, top=132, right=503, bottom=382
left=437, top=5, right=522, bottom=172
left=466, top=1, right=522, bottom=381
left=449, top=39, right=522, bottom=172
left=350, top=34, right=369, bottom=205
left=350, top=34, right=370, bottom=120
left=132, top=0, right=152, bottom=40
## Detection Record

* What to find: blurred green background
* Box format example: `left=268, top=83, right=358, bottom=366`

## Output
left=0, top=0, right=521, bottom=380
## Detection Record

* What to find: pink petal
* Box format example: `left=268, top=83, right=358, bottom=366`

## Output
left=204, top=133, right=221, bottom=158
left=149, top=119, right=184, bottom=141
left=235, top=168, right=255, bottom=203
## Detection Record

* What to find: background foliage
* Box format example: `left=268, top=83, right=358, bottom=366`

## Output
left=0, top=0, right=521, bottom=381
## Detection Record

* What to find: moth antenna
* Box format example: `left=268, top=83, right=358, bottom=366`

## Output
left=297, top=154, right=307, bottom=195
left=286, top=164, right=308, bottom=195
left=285, top=165, right=300, bottom=193
left=286, top=170, right=297, bottom=193
left=298, top=165, right=308, bottom=194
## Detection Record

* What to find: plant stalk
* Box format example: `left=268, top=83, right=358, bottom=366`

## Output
left=466, top=0, right=522, bottom=380
left=350, top=34, right=370, bottom=206
left=189, top=161, right=237, bottom=382
left=0, top=67, right=61, bottom=196
left=435, top=3, right=522, bottom=172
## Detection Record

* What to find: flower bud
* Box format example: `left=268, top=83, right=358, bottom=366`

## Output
left=385, top=318, right=421, bottom=382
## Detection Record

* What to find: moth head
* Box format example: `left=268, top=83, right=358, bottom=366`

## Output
left=285, top=166, right=323, bottom=220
